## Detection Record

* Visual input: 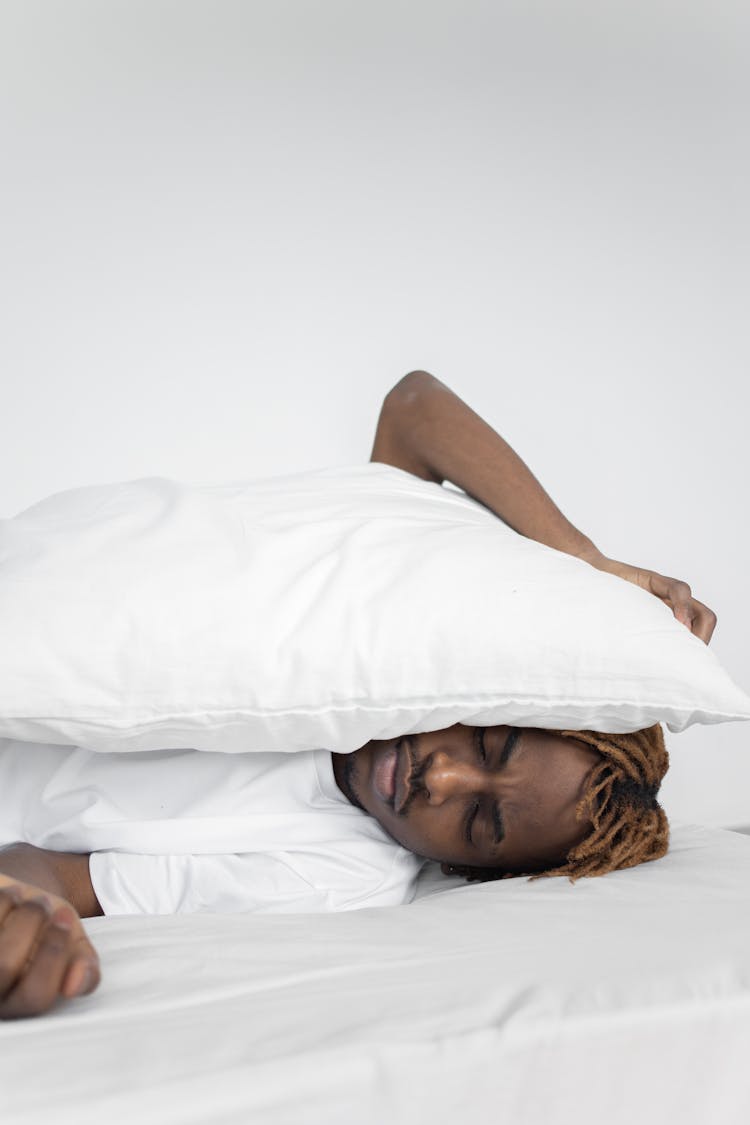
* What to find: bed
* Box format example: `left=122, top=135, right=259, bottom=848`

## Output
left=2, top=821, right=749, bottom=1125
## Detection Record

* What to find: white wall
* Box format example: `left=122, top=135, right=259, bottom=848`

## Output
left=1, top=0, right=747, bottom=826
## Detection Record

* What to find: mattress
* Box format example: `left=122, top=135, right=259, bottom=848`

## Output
left=2, top=822, right=749, bottom=1125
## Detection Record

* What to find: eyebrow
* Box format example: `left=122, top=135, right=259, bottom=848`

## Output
left=499, top=727, right=521, bottom=770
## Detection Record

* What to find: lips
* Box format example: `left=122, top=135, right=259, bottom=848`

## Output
left=372, top=743, right=398, bottom=804
left=371, top=738, right=417, bottom=811
left=393, top=741, right=413, bottom=814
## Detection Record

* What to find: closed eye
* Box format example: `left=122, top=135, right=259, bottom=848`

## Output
left=491, top=800, right=504, bottom=845
left=474, top=727, right=487, bottom=762
left=465, top=798, right=503, bottom=848
left=464, top=800, right=479, bottom=844
left=466, top=727, right=519, bottom=847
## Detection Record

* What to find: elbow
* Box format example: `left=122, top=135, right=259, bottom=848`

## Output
left=383, top=370, right=439, bottom=410
left=373, top=371, right=444, bottom=485
left=378, top=371, right=433, bottom=437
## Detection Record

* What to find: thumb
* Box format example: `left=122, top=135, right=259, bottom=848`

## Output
left=51, top=906, right=101, bottom=998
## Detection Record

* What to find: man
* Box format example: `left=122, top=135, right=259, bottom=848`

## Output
left=0, top=371, right=714, bottom=1018
left=332, top=722, right=670, bottom=884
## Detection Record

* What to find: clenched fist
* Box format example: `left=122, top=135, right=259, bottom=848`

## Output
left=0, top=880, right=100, bottom=1019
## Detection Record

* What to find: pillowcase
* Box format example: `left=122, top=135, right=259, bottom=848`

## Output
left=0, top=462, right=748, bottom=754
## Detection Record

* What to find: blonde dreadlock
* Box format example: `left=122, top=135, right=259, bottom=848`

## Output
left=450, top=724, right=670, bottom=885
left=542, top=724, right=670, bottom=882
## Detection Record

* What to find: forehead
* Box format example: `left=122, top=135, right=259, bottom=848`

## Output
left=512, top=728, right=602, bottom=783
left=494, top=730, right=602, bottom=858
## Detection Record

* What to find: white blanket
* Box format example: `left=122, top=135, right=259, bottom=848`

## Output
left=2, top=822, right=749, bottom=1125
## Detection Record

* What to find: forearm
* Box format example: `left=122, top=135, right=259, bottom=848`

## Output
left=372, top=371, right=602, bottom=561
left=0, top=844, right=64, bottom=895
left=0, top=843, right=102, bottom=918
left=371, top=371, right=717, bottom=643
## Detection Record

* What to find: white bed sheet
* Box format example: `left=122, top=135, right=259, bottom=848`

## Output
left=2, top=822, right=750, bottom=1125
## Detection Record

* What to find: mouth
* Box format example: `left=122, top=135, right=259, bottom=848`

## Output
left=372, top=742, right=399, bottom=805
left=371, top=738, right=415, bottom=811
left=394, top=738, right=415, bottom=815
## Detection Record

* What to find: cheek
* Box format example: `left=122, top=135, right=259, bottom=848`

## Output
left=388, top=811, right=457, bottom=863
left=367, top=804, right=427, bottom=851
left=383, top=815, right=425, bottom=853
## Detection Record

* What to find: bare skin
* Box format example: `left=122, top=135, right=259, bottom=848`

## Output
left=0, top=370, right=717, bottom=1018
left=0, top=848, right=101, bottom=1020
left=371, top=371, right=716, bottom=642
left=332, top=725, right=601, bottom=874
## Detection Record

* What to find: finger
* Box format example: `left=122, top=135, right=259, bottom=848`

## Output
left=0, top=885, right=26, bottom=926
left=653, top=575, right=693, bottom=623
left=688, top=599, right=718, bottom=645
left=646, top=573, right=695, bottom=627
left=0, top=895, right=52, bottom=995
left=59, top=921, right=101, bottom=1000
left=61, top=954, right=100, bottom=999
left=0, top=919, right=73, bottom=1020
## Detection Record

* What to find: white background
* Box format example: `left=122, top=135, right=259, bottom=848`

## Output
left=1, top=1, right=747, bottom=826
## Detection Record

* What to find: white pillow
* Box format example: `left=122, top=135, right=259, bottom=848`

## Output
left=0, top=463, right=748, bottom=754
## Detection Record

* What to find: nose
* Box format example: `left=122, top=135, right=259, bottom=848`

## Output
left=421, top=750, right=485, bottom=806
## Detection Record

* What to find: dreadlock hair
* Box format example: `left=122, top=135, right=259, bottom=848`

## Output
left=445, top=724, right=670, bottom=885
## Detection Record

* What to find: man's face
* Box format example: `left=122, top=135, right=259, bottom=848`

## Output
left=332, top=724, right=601, bottom=873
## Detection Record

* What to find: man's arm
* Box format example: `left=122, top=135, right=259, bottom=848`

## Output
left=0, top=845, right=102, bottom=1019
left=0, top=844, right=102, bottom=918
left=371, top=370, right=717, bottom=643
